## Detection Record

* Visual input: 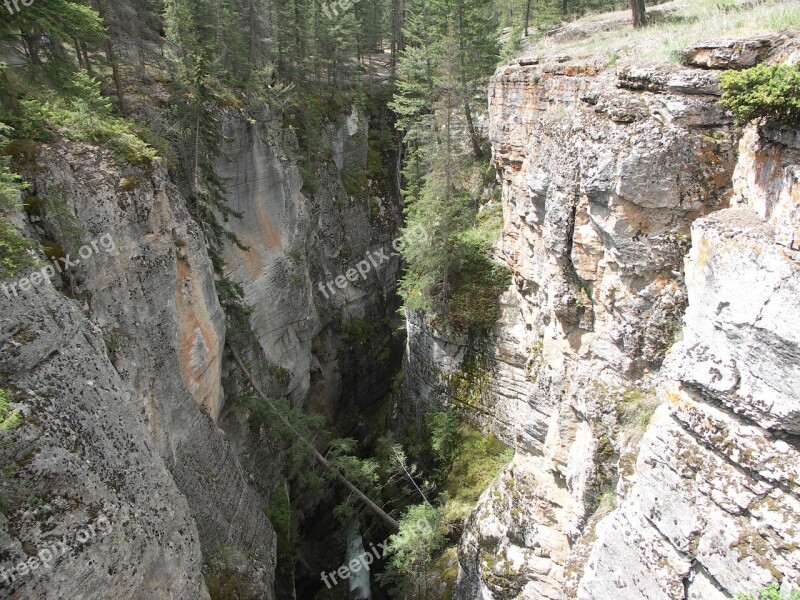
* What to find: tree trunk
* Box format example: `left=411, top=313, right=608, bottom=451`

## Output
left=630, top=0, right=647, bottom=27
left=81, top=43, right=93, bottom=75
left=106, top=37, right=125, bottom=111
left=390, top=0, right=403, bottom=79
left=94, top=1, right=125, bottom=111
left=456, top=1, right=484, bottom=159
left=524, top=0, right=533, bottom=36
left=248, top=0, right=258, bottom=67
left=74, top=39, right=85, bottom=68
left=229, top=346, right=400, bottom=531
left=22, top=33, right=42, bottom=64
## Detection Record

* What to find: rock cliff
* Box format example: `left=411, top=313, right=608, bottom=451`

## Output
left=0, top=98, right=401, bottom=598
left=401, top=35, right=800, bottom=599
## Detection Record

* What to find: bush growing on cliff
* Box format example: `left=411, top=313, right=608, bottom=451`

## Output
left=736, top=582, right=800, bottom=600
left=10, top=70, right=159, bottom=165
left=719, top=64, right=800, bottom=125
left=447, top=230, right=511, bottom=335
left=0, top=389, right=21, bottom=432
left=380, top=504, right=445, bottom=598
left=0, top=118, right=39, bottom=279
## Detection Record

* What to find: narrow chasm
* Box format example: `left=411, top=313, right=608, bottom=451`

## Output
left=2, top=1, right=800, bottom=600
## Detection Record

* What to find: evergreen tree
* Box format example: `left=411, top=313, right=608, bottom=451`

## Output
left=0, top=0, right=105, bottom=65
left=392, top=0, right=500, bottom=326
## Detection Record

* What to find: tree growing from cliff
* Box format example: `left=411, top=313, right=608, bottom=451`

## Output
left=0, top=112, right=39, bottom=279
left=380, top=504, right=444, bottom=598
left=230, top=346, right=401, bottom=531
left=393, top=0, right=507, bottom=331
left=0, top=0, right=105, bottom=66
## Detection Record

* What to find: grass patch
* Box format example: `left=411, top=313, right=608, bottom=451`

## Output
left=434, top=415, right=514, bottom=523
left=529, top=0, right=800, bottom=67
left=592, top=484, right=617, bottom=519
left=448, top=217, right=511, bottom=336
left=617, top=387, right=659, bottom=440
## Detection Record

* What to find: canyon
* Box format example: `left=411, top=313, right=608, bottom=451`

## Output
left=0, top=16, right=799, bottom=600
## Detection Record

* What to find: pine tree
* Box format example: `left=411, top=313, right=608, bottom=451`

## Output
left=0, top=0, right=105, bottom=65
left=392, top=0, right=498, bottom=322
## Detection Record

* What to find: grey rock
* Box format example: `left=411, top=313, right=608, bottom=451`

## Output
left=680, top=36, right=775, bottom=69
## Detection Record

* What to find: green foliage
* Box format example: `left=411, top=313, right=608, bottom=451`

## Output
left=719, top=64, right=800, bottom=125
left=203, top=545, right=261, bottom=600
left=495, top=0, right=629, bottom=31
left=438, top=419, right=513, bottom=523
left=342, top=317, right=375, bottom=346
left=393, top=5, right=497, bottom=232
left=0, top=118, right=38, bottom=279
left=41, top=188, right=84, bottom=248
left=501, top=25, right=526, bottom=64
left=267, top=486, right=291, bottom=535
left=0, top=389, right=21, bottom=432
left=15, top=71, right=158, bottom=165
left=447, top=230, right=511, bottom=335
left=593, top=484, right=617, bottom=518
left=328, top=437, right=382, bottom=521
left=0, top=216, right=37, bottom=280
left=215, top=276, right=254, bottom=346
left=426, top=411, right=461, bottom=465
left=736, top=583, right=800, bottom=600
left=266, top=484, right=295, bottom=587
left=341, top=160, right=368, bottom=199
left=382, top=504, right=445, bottom=596
left=0, top=0, right=105, bottom=64
left=393, top=0, right=507, bottom=333
left=243, top=393, right=326, bottom=502
left=618, top=387, right=658, bottom=433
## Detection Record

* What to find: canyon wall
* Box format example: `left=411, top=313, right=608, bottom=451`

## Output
left=218, top=107, right=402, bottom=428
left=403, top=36, right=800, bottom=599
left=0, top=96, right=400, bottom=598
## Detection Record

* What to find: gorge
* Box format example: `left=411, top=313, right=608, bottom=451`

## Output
left=0, top=1, right=799, bottom=599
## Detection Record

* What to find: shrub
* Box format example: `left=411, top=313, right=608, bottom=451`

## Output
left=0, top=123, right=39, bottom=279
left=383, top=504, right=445, bottom=595
left=16, top=70, right=158, bottom=165
left=736, top=582, right=800, bottom=600
left=0, top=389, right=21, bottom=432
left=448, top=230, right=511, bottom=335
left=426, top=411, right=461, bottom=465
left=341, top=160, right=368, bottom=199
left=719, top=64, right=800, bottom=125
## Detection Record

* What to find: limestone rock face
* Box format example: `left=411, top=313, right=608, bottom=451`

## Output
left=577, top=395, right=800, bottom=599
left=401, top=36, right=800, bottom=599
left=578, top=121, right=800, bottom=599
left=679, top=37, right=776, bottom=70
left=0, top=101, right=401, bottom=598
left=0, top=139, right=277, bottom=598
left=218, top=110, right=402, bottom=421
left=0, top=284, right=208, bottom=600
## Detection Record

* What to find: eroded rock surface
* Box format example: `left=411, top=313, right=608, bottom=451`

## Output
left=402, top=36, right=800, bottom=599
left=1, top=139, right=280, bottom=598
